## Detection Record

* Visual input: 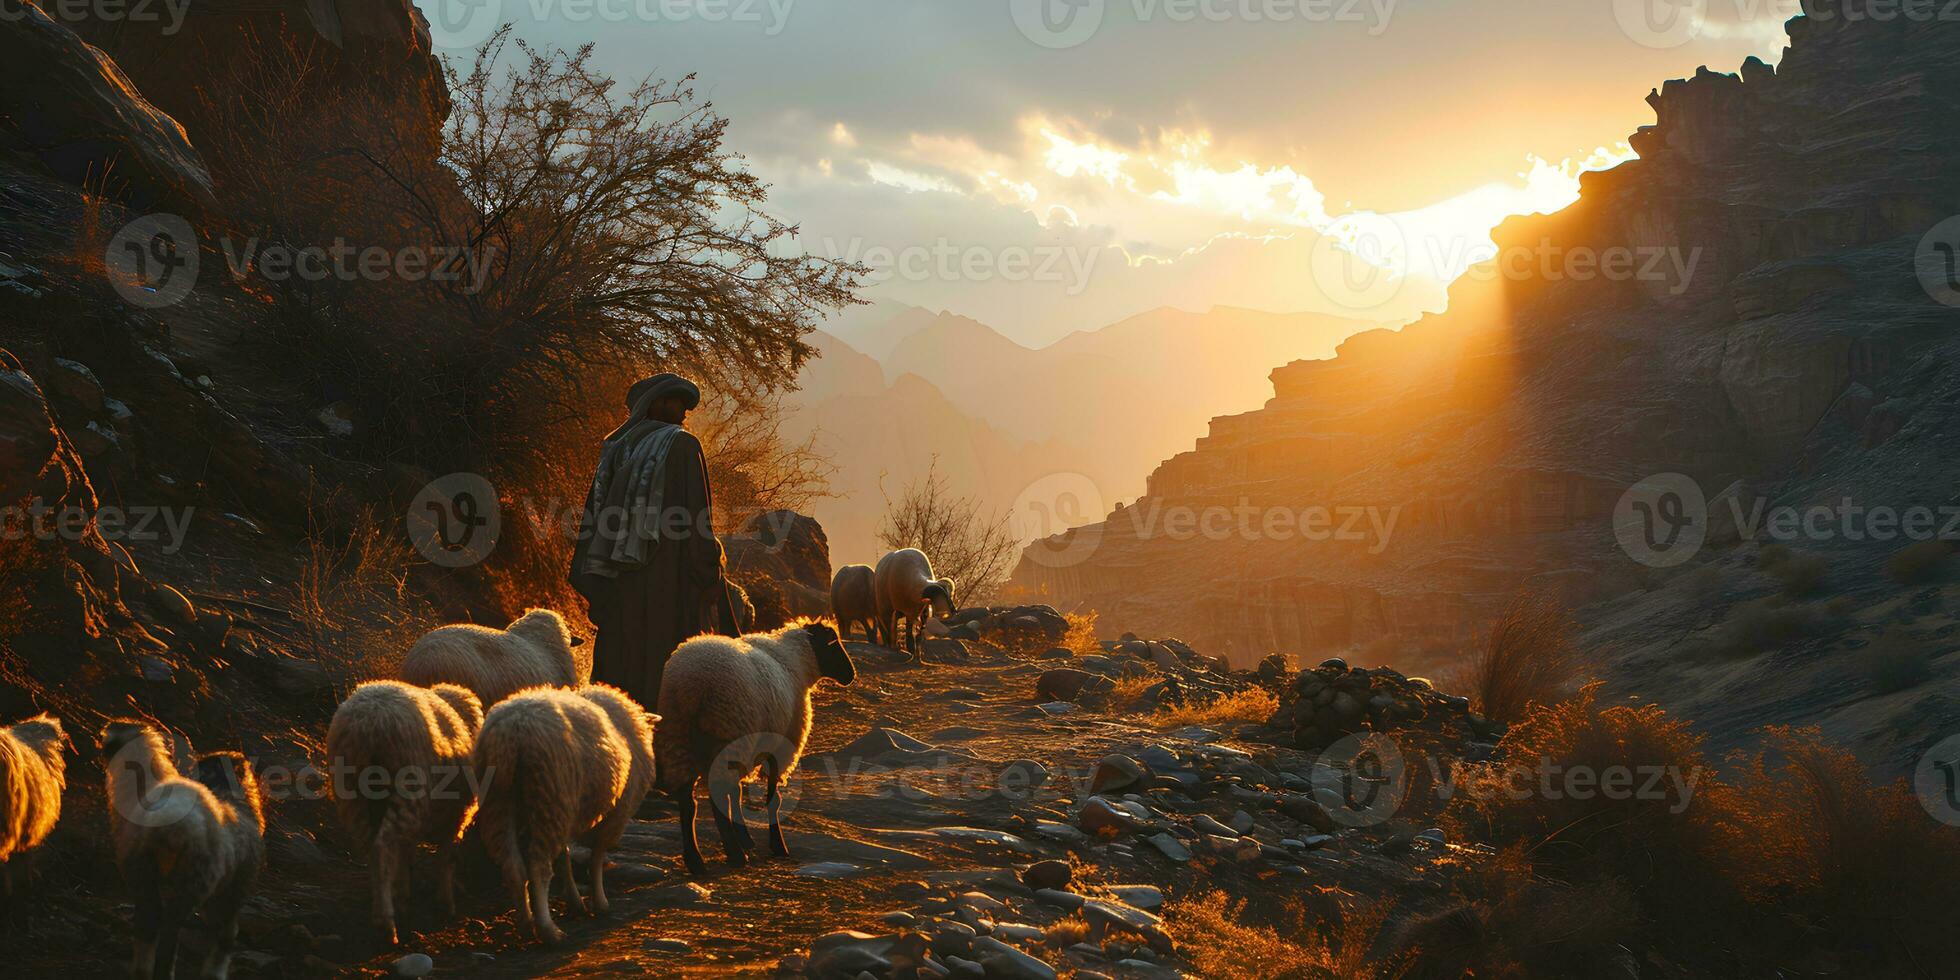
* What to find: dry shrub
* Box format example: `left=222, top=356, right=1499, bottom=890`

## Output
left=1446, top=683, right=1717, bottom=896
left=1395, top=855, right=1641, bottom=979
left=296, top=499, right=432, bottom=689
left=1759, top=544, right=1828, bottom=597
left=1469, top=595, right=1579, bottom=724
left=1150, top=687, right=1279, bottom=728
left=1170, top=891, right=1400, bottom=980
left=1713, top=728, right=1960, bottom=968
left=1699, top=595, right=1826, bottom=658
left=875, top=458, right=1017, bottom=602
left=1886, top=539, right=1954, bottom=585
left=1858, top=629, right=1936, bottom=694
left=1108, top=673, right=1160, bottom=708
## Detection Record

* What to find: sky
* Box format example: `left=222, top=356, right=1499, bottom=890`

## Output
left=415, top=0, right=1794, bottom=346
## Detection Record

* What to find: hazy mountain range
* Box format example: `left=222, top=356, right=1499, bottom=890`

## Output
left=790, top=302, right=1389, bottom=566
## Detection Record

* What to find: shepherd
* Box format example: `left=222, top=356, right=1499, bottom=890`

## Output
left=571, top=373, right=739, bottom=708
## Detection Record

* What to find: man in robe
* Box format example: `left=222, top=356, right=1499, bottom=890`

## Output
left=571, top=373, right=737, bottom=708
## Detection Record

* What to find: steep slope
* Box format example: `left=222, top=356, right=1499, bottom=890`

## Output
left=1017, top=5, right=1960, bottom=771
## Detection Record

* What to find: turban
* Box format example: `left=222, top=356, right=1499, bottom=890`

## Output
left=606, top=373, right=700, bottom=440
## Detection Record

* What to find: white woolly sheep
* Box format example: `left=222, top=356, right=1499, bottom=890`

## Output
left=829, top=564, right=878, bottom=642
left=873, top=549, right=956, bottom=657
left=98, top=721, right=265, bottom=980
left=0, top=713, right=67, bottom=896
left=472, top=683, right=656, bottom=945
left=400, top=608, right=585, bottom=708
left=325, top=680, right=485, bottom=945
left=657, top=619, right=854, bottom=876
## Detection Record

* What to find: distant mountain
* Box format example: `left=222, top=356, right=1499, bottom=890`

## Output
left=788, top=305, right=1386, bottom=570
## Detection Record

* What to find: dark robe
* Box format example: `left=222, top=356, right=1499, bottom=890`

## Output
left=571, top=426, right=736, bottom=709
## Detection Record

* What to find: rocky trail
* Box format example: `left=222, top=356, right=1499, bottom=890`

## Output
left=0, top=606, right=1490, bottom=980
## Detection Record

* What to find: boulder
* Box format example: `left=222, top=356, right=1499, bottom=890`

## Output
left=1035, top=668, right=1110, bottom=703
left=0, top=5, right=215, bottom=211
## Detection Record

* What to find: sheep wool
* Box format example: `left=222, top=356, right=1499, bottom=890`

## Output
left=0, top=713, right=66, bottom=878
left=472, top=683, right=656, bottom=944
left=829, top=563, right=878, bottom=643
left=98, top=721, right=265, bottom=980
left=873, top=548, right=956, bottom=656
left=325, top=680, right=485, bottom=945
left=658, top=619, right=854, bottom=875
left=400, top=608, right=584, bottom=708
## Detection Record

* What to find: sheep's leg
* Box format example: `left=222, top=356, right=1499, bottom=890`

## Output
left=200, top=884, right=247, bottom=980
left=434, top=841, right=458, bottom=920
left=528, top=855, right=564, bottom=944
left=130, top=872, right=160, bottom=980
left=588, top=845, right=611, bottom=915
left=730, top=780, right=757, bottom=851
left=676, top=786, right=708, bottom=877
left=504, top=866, right=532, bottom=941
left=370, top=834, right=400, bottom=946
left=765, top=756, right=790, bottom=858
left=153, top=899, right=186, bottom=980
left=557, top=846, right=587, bottom=916
left=709, top=782, right=749, bottom=868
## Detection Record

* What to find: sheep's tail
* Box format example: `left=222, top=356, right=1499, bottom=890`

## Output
left=474, top=715, right=575, bottom=875
left=654, top=685, right=700, bottom=796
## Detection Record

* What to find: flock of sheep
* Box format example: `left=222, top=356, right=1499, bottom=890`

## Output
left=0, top=546, right=957, bottom=977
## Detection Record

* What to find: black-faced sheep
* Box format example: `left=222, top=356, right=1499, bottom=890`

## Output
left=657, top=620, right=854, bottom=876
left=471, top=683, right=655, bottom=944
left=873, top=548, right=956, bottom=657
left=829, top=563, right=878, bottom=642
left=325, top=680, right=484, bottom=945
left=400, top=608, right=585, bottom=708
left=98, top=721, right=265, bottom=980
left=0, top=713, right=67, bottom=897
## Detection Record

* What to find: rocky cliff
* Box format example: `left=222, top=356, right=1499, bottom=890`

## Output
left=1016, top=4, right=1960, bottom=768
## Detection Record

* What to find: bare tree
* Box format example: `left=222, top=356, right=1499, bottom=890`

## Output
left=876, top=459, right=1017, bottom=601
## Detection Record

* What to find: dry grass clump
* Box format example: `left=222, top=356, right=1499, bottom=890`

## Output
left=1758, top=544, right=1828, bottom=597
left=1858, top=629, right=1936, bottom=693
left=1392, top=856, right=1641, bottom=979
left=1169, top=891, right=1399, bottom=979
left=1060, top=610, right=1101, bottom=657
left=1468, top=595, right=1579, bottom=724
left=1885, top=539, right=1954, bottom=585
left=1150, top=687, right=1279, bottom=728
left=1699, top=595, right=1826, bottom=658
left=1041, top=914, right=1090, bottom=948
left=1108, top=673, right=1160, bottom=707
